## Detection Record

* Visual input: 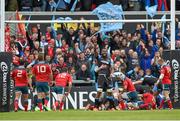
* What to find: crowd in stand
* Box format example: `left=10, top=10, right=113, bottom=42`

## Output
left=10, top=17, right=180, bottom=81
left=5, top=0, right=180, bottom=11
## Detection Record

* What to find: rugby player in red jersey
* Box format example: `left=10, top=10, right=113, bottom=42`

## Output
left=53, top=67, right=72, bottom=111
left=139, top=91, right=156, bottom=110
left=12, top=61, right=32, bottom=112
left=155, top=58, right=173, bottom=109
left=32, top=53, right=53, bottom=112
left=118, top=72, right=138, bottom=109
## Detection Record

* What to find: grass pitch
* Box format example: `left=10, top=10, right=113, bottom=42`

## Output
left=0, top=110, right=180, bottom=120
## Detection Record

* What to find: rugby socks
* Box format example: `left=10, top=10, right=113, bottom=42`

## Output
left=59, top=102, right=64, bottom=111
left=24, top=99, right=28, bottom=112
left=167, top=99, right=173, bottom=109
left=53, top=101, right=59, bottom=111
left=14, top=99, right=18, bottom=111
left=44, top=97, right=50, bottom=106
left=37, top=99, right=43, bottom=111
left=159, top=99, right=165, bottom=109
left=119, top=100, right=126, bottom=110
left=55, top=101, right=59, bottom=107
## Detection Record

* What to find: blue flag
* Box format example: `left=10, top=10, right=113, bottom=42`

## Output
left=64, top=0, right=71, bottom=4
left=92, top=2, right=124, bottom=33
left=71, top=0, right=78, bottom=12
left=145, top=5, right=158, bottom=18
left=161, top=14, right=166, bottom=35
left=25, top=15, right=31, bottom=29
left=51, top=15, right=57, bottom=38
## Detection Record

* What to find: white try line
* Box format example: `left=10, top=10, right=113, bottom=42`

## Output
left=5, top=19, right=171, bottom=24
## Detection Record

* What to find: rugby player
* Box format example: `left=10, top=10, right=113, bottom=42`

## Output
left=139, top=91, right=156, bottom=110
left=118, top=72, right=138, bottom=105
left=94, top=60, right=113, bottom=110
left=155, top=58, right=173, bottom=109
left=32, top=53, right=53, bottom=112
left=53, top=67, right=72, bottom=111
left=12, top=60, right=33, bottom=112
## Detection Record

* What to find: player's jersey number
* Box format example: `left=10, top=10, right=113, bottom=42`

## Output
left=17, top=70, right=23, bottom=77
left=37, top=65, right=46, bottom=73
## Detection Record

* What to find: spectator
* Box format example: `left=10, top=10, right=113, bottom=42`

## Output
left=66, top=56, right=75, bottom=68
left=76, top=52, right=90, bottom=71
left=176, top=18, right=180, bottom=49
left=128, top=0, right=142, bottom=11
left=44, top=39, right=56, bottom=60
left=139, top=48, right=154, bottom=71
left=6, top=0, right=18, bottom=11
left=151, top=51, right=161, bottom=77
left=32, top=0, right=43, bottom=11
left=56, top=56, right=67, bottom=72
left=55, top=33, right=63, bottom=49
left=76, top=64, right=91, bottom=81
left=17, top=0, right=32, bottom=11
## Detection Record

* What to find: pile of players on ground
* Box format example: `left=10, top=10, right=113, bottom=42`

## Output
left=85, top=59, right=173, bottom=111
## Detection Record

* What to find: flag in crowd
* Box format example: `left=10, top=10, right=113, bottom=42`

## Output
left=5, top=24, right=11, bottom=52
left=161, top=14, right=166, bottom=36
left=92, top=2, right=124, bottom=34
left=145, top=5, right=158, bottom=18
left=16, top=11, right=26, bottom=36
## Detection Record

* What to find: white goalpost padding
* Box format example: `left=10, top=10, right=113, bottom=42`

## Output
left=0, top=0, right=5, bottom=52
left=171, top=0, right=176, bottom=50
left=0, top=0, right=176, bottom=51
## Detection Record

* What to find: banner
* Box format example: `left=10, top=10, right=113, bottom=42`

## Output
left=0, top=52, right=13, bottom=112
left=163, top=50, right=180, bottom=108
left=18, top=86, right=96, bottom=110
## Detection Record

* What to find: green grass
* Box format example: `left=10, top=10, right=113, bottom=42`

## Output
left=0, top=110, right=180, bottom=120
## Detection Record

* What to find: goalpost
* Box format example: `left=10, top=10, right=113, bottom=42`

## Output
left=0, top=0, right=176, bottom=51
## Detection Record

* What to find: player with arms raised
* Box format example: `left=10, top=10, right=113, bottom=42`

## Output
left=155, top=58, right=173, bottom=109
left=32, top=53, right=53, bottom=112
left=12, top=60, right=32, bottom=112
left=53, top=67, right=72, bottom=111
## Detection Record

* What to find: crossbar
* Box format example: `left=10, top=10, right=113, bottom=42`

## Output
left=5, top=19, right=171, bottom=24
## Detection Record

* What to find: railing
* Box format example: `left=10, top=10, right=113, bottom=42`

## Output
left=5, top=11, right=180, bottom=16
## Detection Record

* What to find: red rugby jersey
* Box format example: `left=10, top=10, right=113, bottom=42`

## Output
left=143, top=93, right=155, bottom=104
left=12, top=67, right=28, bottom=87
left=123, top=77, right=136, bottom=92
left=55, top=72, right=72, bottom=87
left=32, top=62, right=52, bottom=82
left=160, top=65, right=171, bottom=84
